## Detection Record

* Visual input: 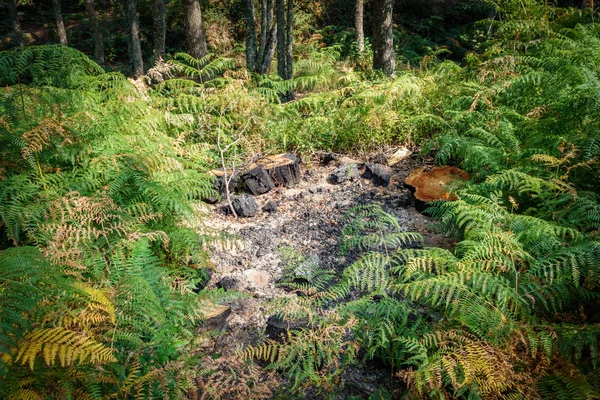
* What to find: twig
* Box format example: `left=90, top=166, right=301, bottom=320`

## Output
left=216, top=108, right=252, bottom=218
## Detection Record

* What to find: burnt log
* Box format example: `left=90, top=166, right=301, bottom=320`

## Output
left=404, top=166, right=471, bottom=212
left=242, top=153, right=301, bottom=194
left=205, top=168, right=239, bottom=203
left=242, top=164, right=275, bottom=195
left=362, top=163, right=393, bottom=187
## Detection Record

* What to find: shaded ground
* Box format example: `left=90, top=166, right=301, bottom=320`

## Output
left=197, top=151, right=456, bottom=399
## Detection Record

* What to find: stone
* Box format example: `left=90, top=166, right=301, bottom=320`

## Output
left=243, top=268, right=270, bottom=288
left=362, top=163, right=393, bottom=187
left=228, top=194, right=258, bottom=217
left=329, top=163, right=359, bottom=184
left=387, top=147, right=412, bottom=167
left=262, top=200, right=278, bottom=213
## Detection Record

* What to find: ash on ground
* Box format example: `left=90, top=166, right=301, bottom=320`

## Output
left=198, top=152, right=455, bottom=399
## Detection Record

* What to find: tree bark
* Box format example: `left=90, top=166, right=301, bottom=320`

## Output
left=52, top=0, right=68, bottom=45
left=276, top=0, right=294, bottom=101
left=8, top=0, right=24, bottom=47
left=245, top=0, right=258, bottom=71
left=85, top=0, right=104, bottom=65
left=247, top=0, right=277, bottom=73
left=372, top=0, right=395, bottom=75
left=153, top=0, right=166, bottom=59
left=125, top=0, right=144, bottom=77
left=184, top=0, right=208, bottom=59
left=355, top=0, right=364, bottom=53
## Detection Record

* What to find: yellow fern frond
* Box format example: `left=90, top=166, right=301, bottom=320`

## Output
left=16, top=327, right=117, bottom=370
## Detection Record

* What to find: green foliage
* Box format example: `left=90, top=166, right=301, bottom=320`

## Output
left=0, top=46, right=232, bottom=399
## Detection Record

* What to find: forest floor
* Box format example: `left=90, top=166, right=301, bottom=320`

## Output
left=195, top=152, right=456, bottom=398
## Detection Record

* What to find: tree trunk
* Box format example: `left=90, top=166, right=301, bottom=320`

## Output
left=247, top=0, right=277, bottom=74
left=184, top=0, right=208, bottom=59
left=85, top=0, right=104, bottom=65
left=245, top=0, right=258, bottom=71
left=355, top=0, right=364, bottom=53
left=285, top=0, right=292, bottom=79
left=153, top=0, right=166, bottom=59
left=52, top=0, right=68, bottom=45
left=372, top=0, right=395, bottom=75
left=276, top=0, right=294, bottom=101
left=125, top=0, right=144, bottom=77
left=8, top=0, right=24, bottom=47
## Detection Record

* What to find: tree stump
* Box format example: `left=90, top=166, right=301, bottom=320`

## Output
left=242, top=153, right=300, bottom=194
left=242, top=164, right=275, bottom=195
left=404, top=166, right=471, bottom=212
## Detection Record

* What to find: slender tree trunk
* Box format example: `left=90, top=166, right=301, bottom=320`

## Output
left=355, top=0, right=364, bottom=53
left=124, top=0, right=144, bottom=77
left=276, top=0, right=293, bottom=101
left=246, top=0, right=258, bottom=71
left=276, top=0, right=287, bottom=78
left=247, top=0, right=277, bottom=73
left=285, top=0, right=292, bottom=79
left=8, top=0, right=24, bottom=47
left=85, top=0, right=105, bottom=65
left=52, top=0, right=68, bottom=45
left=259, top=21, right=276, bottom=74
left=372, top=0, right=395, bottom=74
left=153, top=0, right=166, bottom=59
left=184, top=0, right=208, bottom=59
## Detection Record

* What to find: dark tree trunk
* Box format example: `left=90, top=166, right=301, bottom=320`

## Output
left=85, top=0, right=104, bottom=65
left=246, top=0, right=277, bottom=73
left=245, top=0, right=258, bottom=70
left=8, top=0, right=24, bottom=47
left=125, top=0, right=144, bottom=77
left=52, top=0, right=68, bottom=45
left=372, top=0, right=395, bottom=75
left=153, top=0, right=166, bottom=59
left=285, top=0, right=292, bottom=78
left=184, top=0, right=208, bottom=59
left=276, top=0, right=294, bottom=101
left=355, top=0, right=364, bottom=53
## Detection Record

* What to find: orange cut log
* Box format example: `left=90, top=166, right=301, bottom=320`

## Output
left=404, top=166, right=471, bottom=211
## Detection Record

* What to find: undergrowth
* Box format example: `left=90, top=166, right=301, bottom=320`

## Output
left=2, top=0, right=600, bottom=398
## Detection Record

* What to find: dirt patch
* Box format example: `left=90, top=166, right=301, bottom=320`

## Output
left=199, top=152, right=456, bottom=398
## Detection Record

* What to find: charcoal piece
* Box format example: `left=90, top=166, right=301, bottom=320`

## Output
left=329, top=163, right=359, bottom=184
left=242, top=164, right=275, bottom=195
left=362, top=163, right=393, bottom=187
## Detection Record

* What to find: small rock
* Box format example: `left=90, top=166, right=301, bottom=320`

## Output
left=262, top=200, right=278, bottom=213
left=243, top=269, right=270, bottom=288
left=329, top=163, right=359, bottom=184
left=321, top=153, right=337, bottom=165
left=388, top=147, right=412, bottom=167
left=216, top=276, right=238, bottom=291
left=362, top=163, right=393, bottom=187
left=231, top=194, right=258, bottom=217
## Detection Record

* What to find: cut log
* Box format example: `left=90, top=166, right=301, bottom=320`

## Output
left=242, top=153, right=301, bottom=194
left=362, top=163, right=393, bottom=187
left=242, top=164, right=275, bottom=195
left=205, top=168, right=238, bottom=204
left=257, top=153, right=301, bottom=187
left=404, top=166, right=471, bottom=212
